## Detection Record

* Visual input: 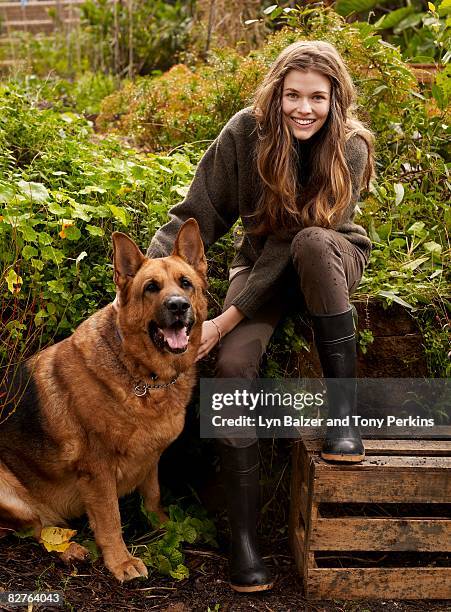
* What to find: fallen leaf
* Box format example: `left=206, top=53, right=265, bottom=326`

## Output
left=40, top=526, right=77, bottom=553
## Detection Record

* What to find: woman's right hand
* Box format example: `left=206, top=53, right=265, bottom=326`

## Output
left=195, top=306, right=245, bottom=361
left=196, top=320, right=222, bottom=361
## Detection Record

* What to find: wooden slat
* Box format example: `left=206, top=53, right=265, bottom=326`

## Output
left=306, top=567, right=451, bottom=600
left=313, top=457, right=451, bottom=503
left=308, top=518, right=451, bottom=552
left=300, top=438, right=451, bottom=456
left=314, top=454, right=451, bottom=470
left=291, top=522, right=305, bottom=576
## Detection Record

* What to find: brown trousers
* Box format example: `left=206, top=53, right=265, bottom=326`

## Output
left=215, top=228, right=370, bottom=446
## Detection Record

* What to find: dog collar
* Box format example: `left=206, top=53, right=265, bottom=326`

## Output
left=134, top=373, right=182, bottom=396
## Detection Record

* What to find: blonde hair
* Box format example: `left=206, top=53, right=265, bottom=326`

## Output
left=252, top=40, right=374, bottom=234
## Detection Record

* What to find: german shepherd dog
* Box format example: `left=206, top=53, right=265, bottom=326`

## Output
left=0, top=219, right=207, bottom=581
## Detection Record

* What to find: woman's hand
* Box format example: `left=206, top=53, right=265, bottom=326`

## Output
left=195, top=306, right=245, bottom=361
left=196, top=319, right=222, bottom=361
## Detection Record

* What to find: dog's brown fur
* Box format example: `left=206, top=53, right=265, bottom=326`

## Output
left=0, top=219, right=207, bottom=581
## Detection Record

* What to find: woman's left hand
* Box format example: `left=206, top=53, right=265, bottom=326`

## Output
left=196, top=319, right=222, bottom=361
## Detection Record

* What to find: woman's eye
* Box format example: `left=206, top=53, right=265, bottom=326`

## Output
left=180, top=277, right=193, bottom=289
left=145, top=281, right=160, bottom=293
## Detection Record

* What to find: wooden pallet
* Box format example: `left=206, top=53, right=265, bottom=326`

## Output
left=289, top=436, right=451, bottom=600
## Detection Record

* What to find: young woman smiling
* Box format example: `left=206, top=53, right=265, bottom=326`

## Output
left=148, top=40, right=374, bottom=592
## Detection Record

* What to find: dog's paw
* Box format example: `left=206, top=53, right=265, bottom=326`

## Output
left=60, top=542, right=90, bottom=564
left=109, top=556, right=148, bottom=582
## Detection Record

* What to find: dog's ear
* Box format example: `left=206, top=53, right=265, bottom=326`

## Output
left=112, top=232, right=145, bottom=290
left=173, top=219, right=207, bottom=277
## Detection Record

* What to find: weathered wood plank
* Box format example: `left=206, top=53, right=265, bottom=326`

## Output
left=314, top=455, right=451, bottom=470
left=306, top=568, right=451, bottom=599
left=309, top=518, right=451, bottom=551
left=288, top=440, right=302, bottom=540
left=300, top=438, right=451, bottom=456
left=313, top=469, right=450, bottom=503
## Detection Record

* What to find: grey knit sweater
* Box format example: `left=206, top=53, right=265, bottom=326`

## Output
left=147, top=107, right=371, bottom=318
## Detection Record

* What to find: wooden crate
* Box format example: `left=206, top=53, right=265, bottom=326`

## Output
left=289, top=436, right=451, bottom=600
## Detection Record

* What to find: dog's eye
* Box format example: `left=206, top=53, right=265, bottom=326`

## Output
left=145, top=281, right=160, bottom=293
left=180, top=276, right=193, bottom=289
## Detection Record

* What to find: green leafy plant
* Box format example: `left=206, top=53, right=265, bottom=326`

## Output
left=138, top=503, right=217, bottom=579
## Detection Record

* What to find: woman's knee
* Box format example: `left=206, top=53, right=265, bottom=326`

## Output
left=290, top=227, right=336, bottom=261
left=215, top=350, right=260, bottom=379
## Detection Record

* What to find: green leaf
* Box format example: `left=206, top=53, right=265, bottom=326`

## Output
left=182, top=523, right=197, bottom=544
left=336, top=0, right=381, bottom=16
left=169, top=505, right=185, bottom=522
left=374, top=6, right=415, bottom=29
left=108, top=204, right=129, bottom=226
left=407, top=221, right=426, bottom=236
left=34, top=309, right=48, bottom=326
left=400, top=256, right=429, bottom=270
left=378, top=290, right=414, bottom=309
left=435, top=64, right=451, bottom=98
left=155, top=554, right=173, bottom=575
left=22, top=245, right=38, bottom=260
left=0, top=183, right=15, bottom=203
left=18, top=180, right=50, bottom=203
left=394, top=183, right=405, bottom=206
left=41, top=246, right=65, bottom=264
left=169, top=564, right=189, bottom=580
left=394, top=13, right=424, bottom=33
left=38, top=232, right=53, bottom=246
left=6, top=269, right=23, bottom=294
left=48, top=202, right=67, bottom=216
left=86, top=225, right=104, bottom=236
left=368, top=219, right=381, bottom=243
left=64, top=225, right=81, bottom=241
left=263, top=4, right=278, bottom=14
left=423, top=241, right=442, bottom=257
left=439, top=0, right=451, bottom=15
left=47, top=279, right=66, bottom=293
left=19, top=224, right=38, bottom=242
left=79, top=185, right=107, bottom=195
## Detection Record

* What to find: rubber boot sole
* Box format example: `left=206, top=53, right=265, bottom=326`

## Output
left=321, top=451, right=365, bottom=463
left=230, top=582, right=274, bottom=593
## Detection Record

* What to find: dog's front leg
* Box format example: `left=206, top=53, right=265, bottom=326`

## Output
left=139, top=458, right=168, bottom=524
left=77, top=470, right=148, bottom=582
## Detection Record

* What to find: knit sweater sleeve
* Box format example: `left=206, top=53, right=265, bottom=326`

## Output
left=146, top=123, right=240, bottom=258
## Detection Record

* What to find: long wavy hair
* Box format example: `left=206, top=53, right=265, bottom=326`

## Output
left=252, top=41, right=374, bottom=235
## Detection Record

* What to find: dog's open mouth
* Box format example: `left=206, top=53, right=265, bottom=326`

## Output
left=148, top=321, right=192, bottom=354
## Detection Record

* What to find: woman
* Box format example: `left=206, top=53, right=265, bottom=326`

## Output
left=148, top=40, right=374, bottom=592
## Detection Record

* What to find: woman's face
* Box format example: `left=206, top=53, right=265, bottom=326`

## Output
left=282, top=69, right=331, bottom=141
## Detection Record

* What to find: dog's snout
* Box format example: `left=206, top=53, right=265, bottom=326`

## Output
left=165, top=296, right=190, bottom=315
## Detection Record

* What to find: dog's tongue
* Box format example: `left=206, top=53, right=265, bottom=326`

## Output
left=162, top=327, right=188, bottom=350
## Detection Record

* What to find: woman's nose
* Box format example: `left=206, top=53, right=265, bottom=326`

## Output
left=297, top=98, right=312, bottom=114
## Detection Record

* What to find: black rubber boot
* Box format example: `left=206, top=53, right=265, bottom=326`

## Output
left=312, top=307, right=365, bottom=463
left=218, top=442, right=273, bottom=592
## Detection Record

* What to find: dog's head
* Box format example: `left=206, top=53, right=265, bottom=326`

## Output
left=112, top=219, right=207, bottom=364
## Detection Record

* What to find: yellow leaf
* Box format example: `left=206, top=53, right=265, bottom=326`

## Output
left=428, top=2, right=435, bottom=10
left=40, top=526, right=77, bottom=552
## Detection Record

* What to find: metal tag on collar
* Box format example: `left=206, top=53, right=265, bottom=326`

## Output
left=134, top=383, right=148, bottom=397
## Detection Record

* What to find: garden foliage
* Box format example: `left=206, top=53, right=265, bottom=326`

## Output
left=0, top=6, right=449, bottom=376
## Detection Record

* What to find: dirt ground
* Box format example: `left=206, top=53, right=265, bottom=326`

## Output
left=0, top=533, right=450, bottom=612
